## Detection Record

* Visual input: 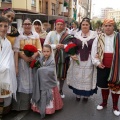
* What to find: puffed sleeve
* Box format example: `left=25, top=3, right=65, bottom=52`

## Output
left=35, top=32, right=42, bottom=51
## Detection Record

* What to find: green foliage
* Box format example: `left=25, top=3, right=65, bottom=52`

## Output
left=91, top=20, right=102, bottom=30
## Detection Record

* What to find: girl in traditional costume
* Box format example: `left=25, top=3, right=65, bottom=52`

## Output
left=67, top=18, right=97, bottom=101
left=12, top=18, right=42, bottom=111
left=31, top=44, right=63, bottom=118
left=32, top=19, right=47, bottom=48
left=0, top=16, right=17, bottom=118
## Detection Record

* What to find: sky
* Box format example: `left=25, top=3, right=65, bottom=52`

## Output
left=92, top=0, right=120, bottom=16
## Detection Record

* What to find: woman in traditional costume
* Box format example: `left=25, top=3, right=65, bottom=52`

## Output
left=1, top=8, right=19, bottom=47
left=12, top=18, right=42, bottom=111
left=31, top=44, right=63, bottom=118
left=0, top=16, right=17, bottom=118
left=67, top=18, right=97, bottom=101
left=32, top=19, right=47, bottom=48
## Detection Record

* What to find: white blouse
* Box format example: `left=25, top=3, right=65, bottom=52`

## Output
left=91, top=33, right=114, bottom=66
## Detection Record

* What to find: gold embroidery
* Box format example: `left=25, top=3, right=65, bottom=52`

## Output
left=1, top=89, right=10, bottom=95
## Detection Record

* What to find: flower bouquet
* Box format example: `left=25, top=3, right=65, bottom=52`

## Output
left=20, top=44, right=41, bottom=69
left=65, top=43, right=79, bottom=65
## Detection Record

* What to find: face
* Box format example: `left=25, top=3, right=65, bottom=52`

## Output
left=23, top=19, right=32, bottom=34
left=0, top=22, right=9, bottom=38
left=72, top=22, right=77, bottom=29
left=103, top=23, right=114, bottom=35
left=2, top=11, right=15, bottom=24
left=34, top=23, right=41, bottom=33
left=81, top=21, right=90, bottom=33
left=42, top=47, right=51, bottom=59
left=56, top=22, right=65, bottom=33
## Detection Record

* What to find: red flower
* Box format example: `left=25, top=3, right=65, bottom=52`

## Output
left=23, top=45, right=37, bottom=52
left=65, top=43, right=77, bottom=52
left=29, top=60, right=36, bottom=68
left=65, top=43, right=79, bottom=65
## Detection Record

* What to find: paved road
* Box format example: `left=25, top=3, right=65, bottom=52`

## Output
left=3, top=82, right=120, bottom=120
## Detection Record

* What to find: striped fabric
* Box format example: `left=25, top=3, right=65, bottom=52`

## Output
left=97, top=33, right=105, bottom=62
left=55, top=33, right=73, bottom=79
left=108, top=32, right=120, bottom=92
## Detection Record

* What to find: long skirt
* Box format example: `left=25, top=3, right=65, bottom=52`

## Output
left=31, top=87, right=63, bottom=114
left=67, top=55, right=97, bottom=97
left=12, top=92, right=32, bottom=111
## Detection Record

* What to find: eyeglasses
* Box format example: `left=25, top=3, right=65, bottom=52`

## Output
left=23, top=23, right=32, bottom=26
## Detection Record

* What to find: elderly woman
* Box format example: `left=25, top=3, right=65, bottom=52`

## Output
left=67, top=18, right=97, bottom=101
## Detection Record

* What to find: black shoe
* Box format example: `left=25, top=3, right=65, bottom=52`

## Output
left=83, top=97, right=88, bottom=102
left=76, top=97, right=80, bottom=101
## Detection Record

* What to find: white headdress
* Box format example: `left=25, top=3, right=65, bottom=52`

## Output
left=32, top=19, right=45, bottom=33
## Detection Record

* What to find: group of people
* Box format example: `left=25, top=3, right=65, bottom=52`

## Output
left=0, top=7, right=120, bottom=120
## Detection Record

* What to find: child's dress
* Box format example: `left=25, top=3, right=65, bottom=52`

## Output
left=31, top=55, right=63, bottom=118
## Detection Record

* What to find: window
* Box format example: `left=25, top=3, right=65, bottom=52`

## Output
left=52, top=3, right=56, bottom=15
left=46, top=2, right=48, bottom=14
left=2, top=0, right=11, bottom=2
left=31, top=0, right=36, bottom=6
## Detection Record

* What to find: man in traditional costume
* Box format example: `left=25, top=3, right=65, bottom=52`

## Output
left=44, top=19, right=73, bottom=98
left=91, top=19, right=120, bottom=116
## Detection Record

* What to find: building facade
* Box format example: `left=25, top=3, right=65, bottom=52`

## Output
left=100, top=7, right=113, bottom=20
left=107, top=10, right=120, bottom=22
left=0, top=0, right=74, bottom=29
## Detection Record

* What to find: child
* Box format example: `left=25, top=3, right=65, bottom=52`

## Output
left=0, top=16, right=17, bottom=118
left=31, top=44, right=63, bottom=118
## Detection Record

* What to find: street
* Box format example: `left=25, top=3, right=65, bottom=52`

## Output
left=3, top=82, right=120, bottom=120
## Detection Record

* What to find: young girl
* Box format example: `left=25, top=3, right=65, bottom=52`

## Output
left=31, top=44, right=63, bottom=118
left=0, top=16, right=17, bottom=118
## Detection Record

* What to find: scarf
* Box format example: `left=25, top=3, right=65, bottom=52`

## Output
left=32, top=55, right=57, bottom=118
left=108, top=32, right=120, bottom=92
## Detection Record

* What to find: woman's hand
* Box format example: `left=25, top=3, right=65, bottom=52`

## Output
left=71, top=55, right=78, bottom=61
left=22, top=55, right=32, bottom=62
left=31, top=52, right=39, bottom=60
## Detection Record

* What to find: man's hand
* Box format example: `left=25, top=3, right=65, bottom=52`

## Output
left=98, top=63, right=105, bottom=69
left=56, top=44, right=64, bottom=49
